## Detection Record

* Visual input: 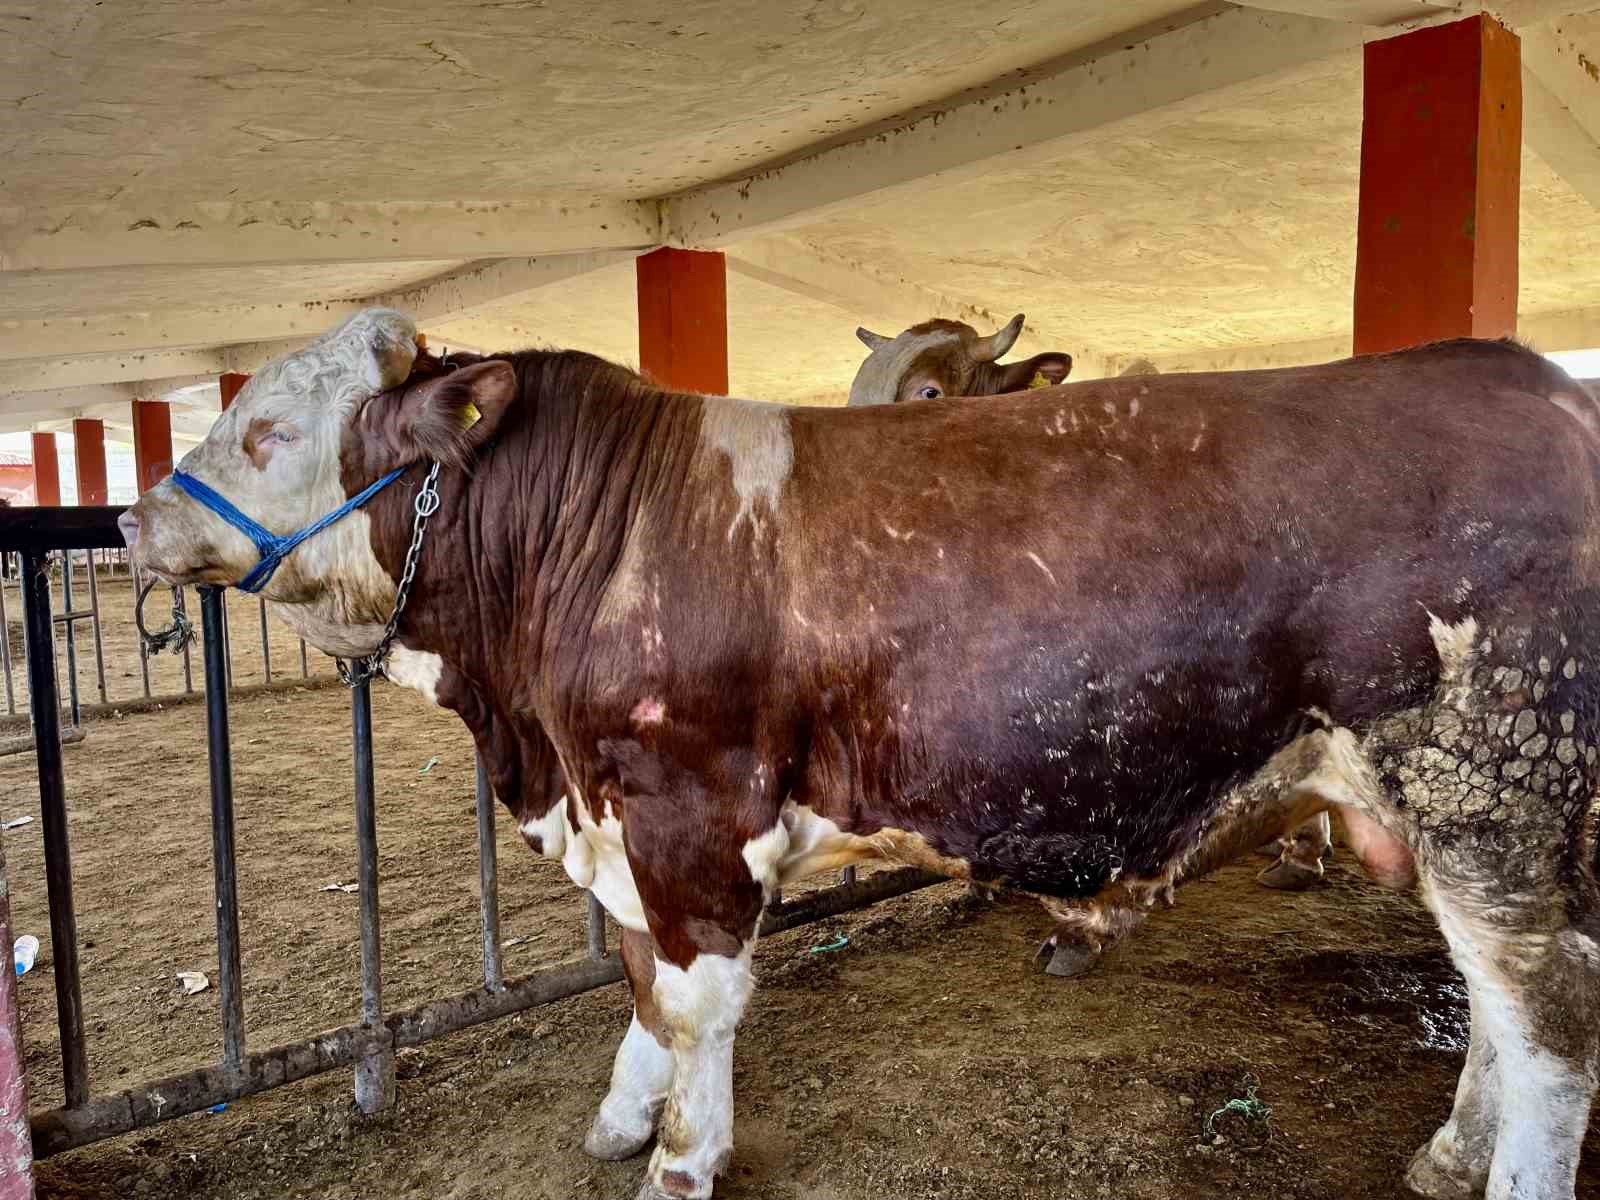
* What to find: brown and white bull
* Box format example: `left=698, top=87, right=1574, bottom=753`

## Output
left=849, top=316, right=1335, bottom=978
left=124, top=309, right=1600, bottom=1200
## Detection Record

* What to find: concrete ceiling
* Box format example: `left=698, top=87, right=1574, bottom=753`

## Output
left=3, top=0, right=1600, bottom=437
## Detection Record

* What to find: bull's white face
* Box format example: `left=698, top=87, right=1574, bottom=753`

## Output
left=122, top=308, right=422, bottom=655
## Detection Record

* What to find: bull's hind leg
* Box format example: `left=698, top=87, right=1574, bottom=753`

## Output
left=586, top=928, right=676, bottom=1161
left=1414, top=878, right=1599, bottom=1200
left=1376, top=617, right=1600, bottom=1199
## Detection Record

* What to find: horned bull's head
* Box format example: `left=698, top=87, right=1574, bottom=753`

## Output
left=120, top=308, right=516, bottom=656
left=847, top=313, right=1073, bottom=406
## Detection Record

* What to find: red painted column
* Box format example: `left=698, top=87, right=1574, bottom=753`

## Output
left=636, top=248, right=729, bottom=393
left=28, top=434, right=59, bottom=507
left=1353, top=14, right=1521, bottom=354
left=219, top=372, right=250, bottom=411
left=0, top=838, right=36, bottom=1200
left=71, top=419, right=107, bottom=507
left=131, top=400, right=175, bottom=494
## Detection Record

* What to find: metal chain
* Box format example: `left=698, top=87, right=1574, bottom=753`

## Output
left=338, top=462, right=442, bottom=688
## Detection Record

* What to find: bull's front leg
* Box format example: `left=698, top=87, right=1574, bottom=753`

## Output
left=1257, top=811, right=1332, bottom=890
left=586, top=928, right=676, bottom=1161
left=620, top=777, right=772, bottom=1200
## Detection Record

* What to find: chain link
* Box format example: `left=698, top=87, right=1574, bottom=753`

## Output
left=338, top=462, right=442, bottom=688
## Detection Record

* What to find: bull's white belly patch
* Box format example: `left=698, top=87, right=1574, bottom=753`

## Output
left=563, top=797, right=648, bottom=933
left=518, top=793, right=570, bottom=860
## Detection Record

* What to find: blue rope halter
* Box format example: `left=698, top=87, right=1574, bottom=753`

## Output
left=170, top=466, right=408, bottom=593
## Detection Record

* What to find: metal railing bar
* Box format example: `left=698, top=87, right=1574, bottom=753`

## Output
left=0, top=562, right=15, bottom=717
left=131, top=564, right=152, bottom=701
left=176, top=587, right=194, bottom=694
left=198, top=589, right=246, bottom=1072
left=220, top=593, right=233, bottom=692
left=474, top=756, right=503, bottom=993
left=299, top=639, right=308, bottom=680
left=59, top=554, right=81, bottom=730
left=350, top=681, right=393, bottom=1113
left=20, top=551, right=89, bottom=1110
left=30, top=953, right=627, bottom=1157
left=29, top=870, right=946, bottom=1156
left=257, top=597, right=271, bottom=686
left=85, top=550, right=107, bottom=706
left=586, top=893, right=607, bottom=961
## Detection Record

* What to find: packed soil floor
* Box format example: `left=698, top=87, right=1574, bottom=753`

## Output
left=2, top=683, right=1598, bottom=1200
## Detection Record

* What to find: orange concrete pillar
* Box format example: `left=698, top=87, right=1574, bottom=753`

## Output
left=636, top=248, right=729, bottom=394
left=1353, top=14, right=1521, bottom=354
left=219, top=372, right=250, bottom=411
left=71, top=419, right=107, bottom=507
left=28, top=434, right=60, bottom=507
left=131, top=400, right=174, bottom=495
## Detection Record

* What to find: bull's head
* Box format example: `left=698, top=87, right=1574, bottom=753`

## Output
left=120, top=308, right=515, bottom=656
left=846, top=314, right=1072, bottom=407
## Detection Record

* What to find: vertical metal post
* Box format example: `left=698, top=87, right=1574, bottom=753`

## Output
left=474, top=756, right=503, bottom=992
left=840, top=867, right=857, bottom=886
left=586, top=893, right=608, bottom=961
left=220, top=592, right=233, bottom=691
left=131, top=565, right=152, bottom=700
left=257, top=598, right=271, bottom=686
left=176, top=587, right=193, bottom=694
left=198, top=589, right=246, bottom=1072
left=0, top=831, right=37, bottom=1200
left=298, top=639, right=309, bottom=680
left=84, top=550, right=107, bottom=706
left=0, top=567, right=14, bottom=717
left=19, top=553, right=88, bottom=1109
left=351, top=681, right=393, bottom=1112
left=55, top=557, right=79, bottom=729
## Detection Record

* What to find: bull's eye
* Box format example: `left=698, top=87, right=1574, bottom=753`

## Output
left=918, top=385, right=942, bottom=400
left=265, top=428, right=300, bottom=446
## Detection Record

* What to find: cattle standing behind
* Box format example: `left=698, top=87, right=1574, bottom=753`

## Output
left=849, top=316, right=1337, bottom=978
left=123, top=309, right=1600, bottom=1200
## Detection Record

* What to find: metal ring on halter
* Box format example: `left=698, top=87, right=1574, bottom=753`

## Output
left=135, top=577, right=195, bottom=656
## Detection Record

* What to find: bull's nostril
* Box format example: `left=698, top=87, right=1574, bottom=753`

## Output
left=117, top=510, right=141, bottom=550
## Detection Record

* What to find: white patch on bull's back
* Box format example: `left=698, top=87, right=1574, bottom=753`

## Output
left=848, top=330, right=961, bottom=407
left=383, top=647, right=444, bottom=705
left=699, top=398, right=793, bottom=542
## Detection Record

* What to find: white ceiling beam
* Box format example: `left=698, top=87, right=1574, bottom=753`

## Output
left=728, top=236, right=1109, bottom=378
left=0, top=382, right=140, bottom=418
left=0, top=250, right=624, bottom=363
left=1229, top=1, right=1456, bottom=23
left=0, top=198, right=660, bottom=273
left=1141, top=333, right=1355, bottom=374
left=1521, top=21, right=1600, bottom=210
left=1486, top=0, right=1600, bottom=26
left=0, top=347, right=233, bottom=393
left=663, top=6, right=1367, bottom=248
left=381, top=250, right=642, bottom=324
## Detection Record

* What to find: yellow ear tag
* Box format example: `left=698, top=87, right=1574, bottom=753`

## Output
left=460, top=401, right=482, bottom=430
left=1028, top=371, right=1052, bottom=390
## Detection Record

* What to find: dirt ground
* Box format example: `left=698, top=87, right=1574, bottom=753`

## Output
left=1, top=564, right=333, bottom=719
left=2, top=683, right=1598, bottom=1200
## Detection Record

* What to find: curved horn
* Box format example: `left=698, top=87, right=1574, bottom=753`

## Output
left=856, top=326, right=893, bottom=352
left=973, top=313, right=1025, bottom=362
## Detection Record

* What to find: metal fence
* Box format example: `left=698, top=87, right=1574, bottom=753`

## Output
left=0, top=505, right=941, bottom=1163
left=0, top=543, right=327, bottom=734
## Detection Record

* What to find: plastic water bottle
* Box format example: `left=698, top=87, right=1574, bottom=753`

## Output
left=13, top=936, right=39, bottom=978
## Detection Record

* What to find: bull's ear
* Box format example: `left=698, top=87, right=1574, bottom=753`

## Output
left=329, top=308, right=419, bottom=391
left=393, top=361, right=517, bottom=469
left=995, top=352, right=1073, bottom=392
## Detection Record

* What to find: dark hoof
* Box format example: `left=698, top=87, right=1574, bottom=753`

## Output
left=1034, top=937, right=1102, bottom=978
left=1257, top=859, right=1323, bottom=891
